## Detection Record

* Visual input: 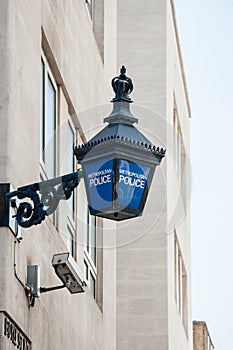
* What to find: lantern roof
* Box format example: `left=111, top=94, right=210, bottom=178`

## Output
left=74, top=123, right=165, bottom=161
left=74, top=67, right=166, bottom=162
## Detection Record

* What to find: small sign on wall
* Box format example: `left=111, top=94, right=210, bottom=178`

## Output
left=0, top=311, right=31, bottom=349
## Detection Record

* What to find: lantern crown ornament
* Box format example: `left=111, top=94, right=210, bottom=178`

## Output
left=111, top=65, right=133, bottom=103
left=74, top=66, right=165, bottom=221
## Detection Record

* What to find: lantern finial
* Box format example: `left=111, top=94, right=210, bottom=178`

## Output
left=111, top=66, right=133, bottom=103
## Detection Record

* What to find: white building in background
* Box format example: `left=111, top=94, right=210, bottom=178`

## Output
left=116, top=1, right=192, bottom=349
left=0, top=1, right=191, bottom=349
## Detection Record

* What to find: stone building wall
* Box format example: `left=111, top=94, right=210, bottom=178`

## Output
left=0, top=1, right=117, bottom=349
left=116, top=0, right=192, bottom=349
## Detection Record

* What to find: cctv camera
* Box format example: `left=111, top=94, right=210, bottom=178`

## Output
left=52, top=253, right=84, bottom=294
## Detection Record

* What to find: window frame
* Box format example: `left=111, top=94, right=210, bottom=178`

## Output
left=66, top=119, right=78, bottom=259
left=40, top=53, right=58, bottom=225
left=83, top=202, right=97, bottom=299
left=67, top=120, right=76, bottom=220
left=173, top=104, right=182, bottom=178
left=174, top=232, right=188, bottom=335
left=173, top=99, right=187, bottom=207
left=40, top=52, right=58, bottom=181
left=85, top=0, right=93, bottom=20
left=67, top=224, right=75, bottom=257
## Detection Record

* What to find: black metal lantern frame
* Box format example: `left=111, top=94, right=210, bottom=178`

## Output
left=5, top=67, right=165, bottom=228
left=75, top=131, right=164, bottom=221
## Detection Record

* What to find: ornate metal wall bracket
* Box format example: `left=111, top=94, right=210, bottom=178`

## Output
left=6, top=170, right=82, bottom=228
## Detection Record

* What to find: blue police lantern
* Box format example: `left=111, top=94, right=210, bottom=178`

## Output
left=74, top=66, right=165, bottom=221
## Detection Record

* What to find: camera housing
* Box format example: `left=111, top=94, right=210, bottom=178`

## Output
left=52, top=253, right=85, bottom=294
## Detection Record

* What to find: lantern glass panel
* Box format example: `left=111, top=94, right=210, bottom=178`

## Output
left=83, top=158, right=114, bottom=212
left=117, top=159, right=151, bottom=210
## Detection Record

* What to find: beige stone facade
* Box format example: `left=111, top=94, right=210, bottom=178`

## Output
left=0, top=1, right=116, bottom=349
left=0, top=0, right=192, bottom=349
left=116, top=1, right=192, bottom=349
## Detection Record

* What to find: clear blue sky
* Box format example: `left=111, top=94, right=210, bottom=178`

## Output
left=175, top=0, right=233, bottom=348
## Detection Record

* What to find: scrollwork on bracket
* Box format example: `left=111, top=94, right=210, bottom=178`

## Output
left=6, top=170, right=82, bottom=228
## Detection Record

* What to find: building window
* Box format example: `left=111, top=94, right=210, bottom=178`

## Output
left=65, top=120, right=77, bottom=258
left=173, top=105, right=182, bottom=177
left=67, top=225, right=74, bottom=257
left=89, top=214, right=97, bottom=265
left=84, top=203, right=97, bottom=299
left=173, top=102, right=187, bottom=206
left=40, top=56, right=57, bottom=179
left=67, top=122, right=75, bottom=219
left=86, top=0, right=93, bottom=19
left=90, top=272, right=96, bottom=299
left=40, top=61, right=45, bottom=162
left=174, top=233, right=188, bottom=334
left=84, top=260, right=88, bottom=280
